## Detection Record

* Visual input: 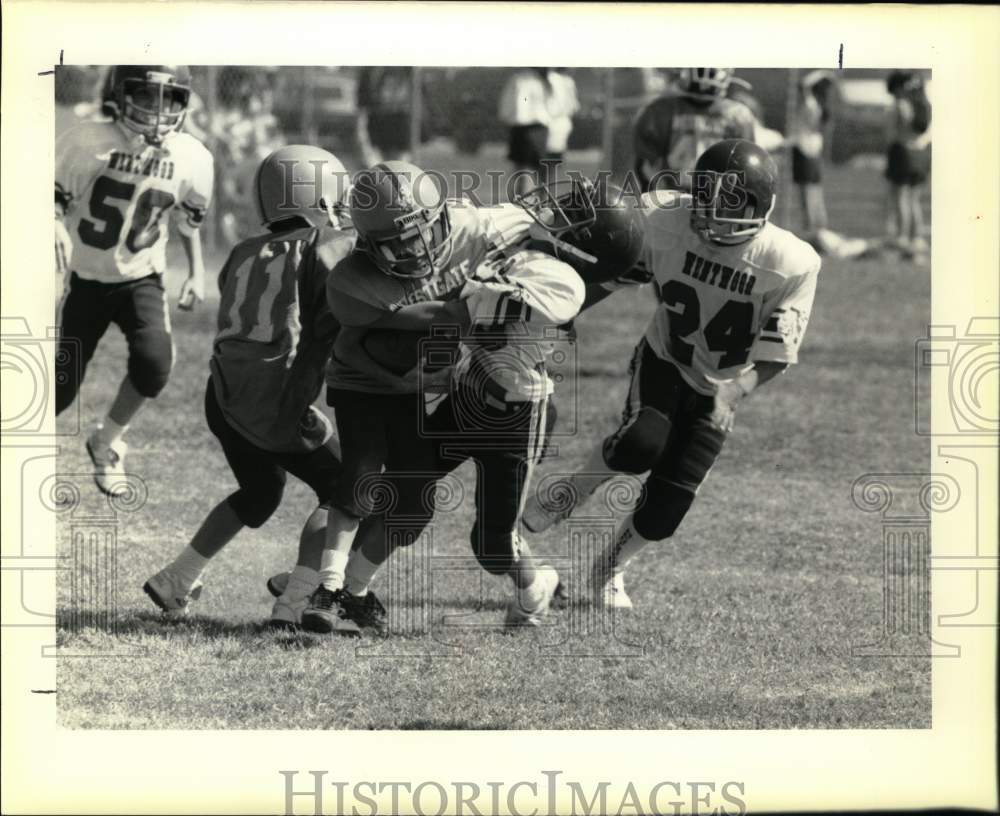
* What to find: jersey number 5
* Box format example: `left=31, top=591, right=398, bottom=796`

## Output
left=660, top=280, right=755, bottom=368
left=78, top=176, right=175, bottom=253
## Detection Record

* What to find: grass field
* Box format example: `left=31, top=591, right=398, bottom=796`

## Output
left=55, top=146, right=931, bottom=730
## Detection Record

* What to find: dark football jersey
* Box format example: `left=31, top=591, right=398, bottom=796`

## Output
left=211, top=224, right=355, bottom=452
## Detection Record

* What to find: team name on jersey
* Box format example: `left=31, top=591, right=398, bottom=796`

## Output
left=107, top=150, right=175, bottom=180
left=678, top=250, right=757, bottom=296
left=397, top=258, right=473, bottom=308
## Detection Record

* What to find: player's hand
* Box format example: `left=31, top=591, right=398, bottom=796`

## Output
left=55, top=219, right=73, bottom=277
left=178, top=275, right=205, bottom=311
left=709, top=381, right=745, bottom=433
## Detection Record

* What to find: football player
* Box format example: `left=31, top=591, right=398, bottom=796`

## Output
left=420, top=177, right=645, bottom=628
left=522, top=139, right=820, bottom=610
left=632, top=68, right=757, bottom=193
left=294, top=162, right=643, bottom=633
left=55, top=65, right=213, bottom=496
left=143, top=145, right=356, bottom=630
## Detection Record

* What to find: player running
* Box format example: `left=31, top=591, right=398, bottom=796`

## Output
left=143, top=145, right=356, bottom=630
left=55, top=65, right=214, bottom=497
left=285, top=163, right=643, bottom=633
left=522, top=139, right=821, bottom=610
left=633, top=68, right=757, bottom=193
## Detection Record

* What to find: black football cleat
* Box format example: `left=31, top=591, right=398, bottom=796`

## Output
left=301, top=586, right=361, bottom=636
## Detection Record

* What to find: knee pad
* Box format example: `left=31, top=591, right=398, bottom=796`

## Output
left=603, top=407, right=671, bottom=474
left=470, top=522, right=518, bottom=576
left=632, top=477, right=695, bottom=541
left=226, top=486, right=283, bottom=529
left=128, top=328, right=174, bottom=398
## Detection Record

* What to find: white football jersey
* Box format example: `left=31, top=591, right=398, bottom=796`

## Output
left=55, top=121, right=214, bottom=283
left=639, top=190, right=820, bottom=395
left=456, top=249, right=585, bottom=402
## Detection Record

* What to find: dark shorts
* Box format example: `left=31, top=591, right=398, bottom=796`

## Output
left=792, top=147, right=823, bottom=185
left=55, top=271, right=172, bottom=414
left=205, top=376, right=342, bottom=511
left=367, top=112, right=411, bottom=156
left=425, top=386, right=556, bottom=574
left=604, top=339, right=728, bottom=494
left=886, top=141, right=930, bottom=186
left=507, top=124, right=549, bottom=170
left=326, top=387, right=439, bottom=523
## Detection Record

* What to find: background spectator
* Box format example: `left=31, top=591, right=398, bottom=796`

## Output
left=885, top=70, right=931, bottom=261
left=356, top=67, right=415, bottom=165
left=543, top=68, right=580, bottom=168
left=498, top=68, right=554, bottom=198
left=789, top=69, right=838, bottom=235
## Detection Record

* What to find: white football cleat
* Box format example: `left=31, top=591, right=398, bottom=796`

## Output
left=593, top=570, right=634, bottom=610
left=143, top=568, right=203, bottom=617
left=504, top=565, right=560, bottom=630
left=85, top=429, right=130, bottom=497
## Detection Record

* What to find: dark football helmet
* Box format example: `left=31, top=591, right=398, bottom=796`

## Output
left=517, top=177, right=645, bottom=284
left=690, top=139, right=778, bottom=246
left=254, top=145, right=349, bottom=229
left=349, top=161, right=453, bottom=279
left=679, top=68, right=735, bottom=103
left=108, top=65, right=192, bottom=145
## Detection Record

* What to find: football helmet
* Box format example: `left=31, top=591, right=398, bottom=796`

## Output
left=349, top=161, right=452, bottom=279
left=690, top=139, right=778, bottom=246
left=679, top=68, right=735, bottom=103
left=517, top=177, right=645, bottom=285
left=109, top=65, right=193, bottom=145
left=253, top=145, right=349, bottom=230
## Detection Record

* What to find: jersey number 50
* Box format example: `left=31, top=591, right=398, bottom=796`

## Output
left=78, top=176, right=175, bottom=254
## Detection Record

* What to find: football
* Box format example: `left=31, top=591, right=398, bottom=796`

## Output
left=361, top=329, right=459, bottom=375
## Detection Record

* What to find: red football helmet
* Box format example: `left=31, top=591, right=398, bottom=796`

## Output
left=349, top=161, right=453, bottom=279
left=109, top=65, right=192, bottom=145
left=690, top=139, right=778, bottom=246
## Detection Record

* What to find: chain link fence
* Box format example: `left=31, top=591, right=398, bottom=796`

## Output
left=57, top=66, right=909, bottom=254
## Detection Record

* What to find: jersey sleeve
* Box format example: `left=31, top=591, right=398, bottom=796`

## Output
left=465, top=251, right=584, bottom=327
left=326, top=269, right=387, bottom=327
left=55, top=126, right=100, bottom=215
left=726, top=101, right=758, bottom=141
left=753, top=262, right=820, bottom=365
left=175, top=141, right=214, bottom=236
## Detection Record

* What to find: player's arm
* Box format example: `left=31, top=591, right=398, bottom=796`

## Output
left=332, top=326, right=417, bottom=391
left=176, top=147, right=215, bottom=310
left=581, top=260, right=653, bottom=311
left=369, top=300, right=471, bottom=333
left=54, top=128, right=93, bottom=277
left=712, top=260, right=820, bottom=432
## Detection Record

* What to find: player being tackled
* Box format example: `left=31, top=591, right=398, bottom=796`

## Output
left=522, top=139, right=820, bottom=610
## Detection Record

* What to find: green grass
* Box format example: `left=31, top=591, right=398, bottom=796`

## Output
left=55, top=157, right=931, bottom=730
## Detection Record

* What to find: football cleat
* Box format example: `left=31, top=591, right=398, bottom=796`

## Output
left=504, top=566, right=560, bottom=630
left=592, top=569, right=634, bottom=610
left=266, top=571, right=291, bottom=598
left=85, top=430, right=130, bottom=497
left=266, top=593, right=310, bottom=631
left=143, top=568, right=203, bottom=618
left=338, top=589, right=388, bottom=633
left=301, top=586, right=361, bottom=636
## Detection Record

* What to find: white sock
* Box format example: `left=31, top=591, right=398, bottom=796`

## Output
left=318, top=549, right=350, bottom=591
left=169, top=545, right=210, bottom=588
left=601, top=517, right=651, bottom=579
left=97, top=417, right=128, bottom=446
left=282, top=565, right=320, bottom=600
left=344, top=551, right=381, bottom=597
